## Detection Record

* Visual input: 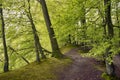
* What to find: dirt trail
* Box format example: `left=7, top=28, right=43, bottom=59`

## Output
left=58, top=48, right=104, bottom=80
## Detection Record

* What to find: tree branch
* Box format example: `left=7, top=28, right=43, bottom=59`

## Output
left=8, top=46, right=30, bottom=64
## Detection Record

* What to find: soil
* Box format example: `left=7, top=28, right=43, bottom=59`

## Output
left=58, top=48, right=104, bottom=80
left=114, top=55, right=120, bottom=78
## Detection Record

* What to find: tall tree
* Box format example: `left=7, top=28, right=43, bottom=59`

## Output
left=0, top=3, right=9, bottom=72
left=104, top=0, right=114, bottom=38
left=80, top=3, right=87, bottom=48
left=115, top=0, right=120, bottom=45
left=26, top=0, right=46, bottom=62
left=104, top=0, right=115, bottom=76
left=37, top=0, right=63, bottom=58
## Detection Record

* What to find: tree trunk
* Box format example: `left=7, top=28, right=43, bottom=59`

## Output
left=8, top=46, right=30, bottom=64
left=68, top=34, right=71, bottom=44
left=0, top=4, right=9, bottom=72
left=80, top=5, right=86, bottom=50
left=98, top=8, right=107, bottom=36
left=38, top=0, right=63, bottom=58
left=115, top=0, right=120, bottom=46
left=104, top=0, right=115, bottom=76
left=27, top=0, right=46, bottom=62
left=103, top=19, right=107, bottom=36
left=104, top=0, right=114, bottom=38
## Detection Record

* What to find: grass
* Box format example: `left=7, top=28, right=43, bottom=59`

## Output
left=0, top=58, right=71, bottom=80
left=0, top=45, right=74, bottom=80
left=60, top=44, right=76, bottom=54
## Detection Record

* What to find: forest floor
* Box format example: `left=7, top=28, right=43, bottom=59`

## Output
left=1, top=46, right=119, bottom=80
left=58, top=48, right=104, bottom=80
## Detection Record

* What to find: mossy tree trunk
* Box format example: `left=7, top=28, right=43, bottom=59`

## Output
left=115, top=0, right=120, bottom=46
left=38, top=0, right=63, bottom=58
left=104, top=0, right=114, bottom=38
left=0, top=3, right=9, bottom=72
left=104, top=0, right=115, bottom=76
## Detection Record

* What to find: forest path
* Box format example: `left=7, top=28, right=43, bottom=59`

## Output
left=58, top=48, right=104, bottom=80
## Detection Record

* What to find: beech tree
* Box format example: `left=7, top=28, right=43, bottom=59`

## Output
left=115, top=0, right=120, bottom=45
left=0, top=3, right=9, bottom=72
left=0, top=1, right=119, bottom=78
left=104, top=0, right=115, bottom=76
left=26, top=0, right=46, bottom=62
left=37, top=0, right=63, bottom=58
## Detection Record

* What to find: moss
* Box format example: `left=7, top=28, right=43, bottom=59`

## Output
left=0, top=58, right=72, bottom=80
left=60, top=44, right=76, bottom=54
left=0, top=44, right=73, bottom=80
left=101, top=73, right=119, bottom=80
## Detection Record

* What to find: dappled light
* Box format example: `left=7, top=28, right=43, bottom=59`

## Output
left=0, top=0, right=120, bottom=80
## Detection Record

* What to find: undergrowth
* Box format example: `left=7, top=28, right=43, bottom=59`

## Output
left=102, top=73, right=120, bottom=80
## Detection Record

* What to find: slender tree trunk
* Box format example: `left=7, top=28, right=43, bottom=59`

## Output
left=30, top=17, right=46, bottom=60
left=27, top=0, right=46, bottom=62
left=103, top=19, right=107, bottom=36
left=68, top=34, right=71, bottom=44
left=104, top=0, right=115, bottom=76
left=98, top=8, right=107, bottom=36
left=0, top=4, right=9, bottom=72
left=104, top=0, right=114, bottom=38
left=8, top=46, right=30, bottom=64
left=38, top=0, right=63, bottom=58
left=115, top=0, right=120, bottom=46
left=80, top=5, right=86, bottom=26
left=80, top=5, right=86, bottom=50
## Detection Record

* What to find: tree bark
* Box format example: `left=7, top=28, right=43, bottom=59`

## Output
left=104, top=0, right=115, bottom=76
left=80, top=4, right=86, bottom=50
left=8, top=46, right=30, bottom=64
left=104, top=0, right=114, bottom=38
left=103, top=19, right=107, bottom=36
left=0, top=4, right=9, bottom=72
left=38, top=0, right=63, bottom=58
left=27, top=0, right=46, bottom=62
left=115, top=0, right=120, bottom=46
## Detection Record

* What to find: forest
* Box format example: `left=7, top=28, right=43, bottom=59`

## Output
left=0, top=0, right=120, bottom=80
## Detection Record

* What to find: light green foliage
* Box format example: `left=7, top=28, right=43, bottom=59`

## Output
left=89, top=37, right=120, bottom=64
left=102, top=72, right=119, bottom=80
left=0, top=0, right=120, bottom=77
left=46, top=0, right=106, bottom=46
left=47, top=0, right=84, bottom=45
left=89, top=41, right=110, bottom=59
left=0, top=0, right=51, bottom=72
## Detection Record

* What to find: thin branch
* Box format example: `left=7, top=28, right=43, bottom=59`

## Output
left=113, top=25, right=120, bottom=28
left=8, top=46, right=30, bottom=64
left=42, top=47, right=52, bottom=54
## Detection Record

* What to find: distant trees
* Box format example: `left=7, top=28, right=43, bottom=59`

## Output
left=0, top=0, right=119, bottom=77
left=49, top=0, right=120, bottom=77
left=0, top=3, right=9, bottom=72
